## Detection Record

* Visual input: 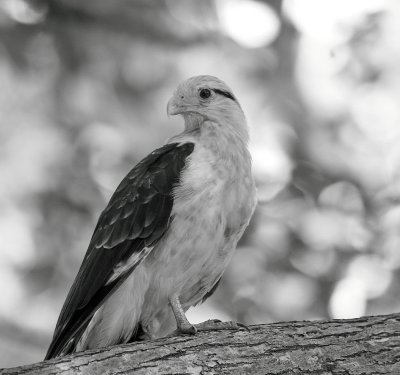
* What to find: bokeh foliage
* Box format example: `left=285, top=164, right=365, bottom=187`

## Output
left=0, top=0, right=399, bottom=367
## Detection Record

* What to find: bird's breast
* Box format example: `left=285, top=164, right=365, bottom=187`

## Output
left=177, top=139, right=256, bottom=229
left=155, top=140, right=255, bottom=297
left=140, top=138, right=256, bottom=335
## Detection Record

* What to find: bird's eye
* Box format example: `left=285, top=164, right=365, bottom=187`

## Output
left=199, top=88, right=211, bottom=99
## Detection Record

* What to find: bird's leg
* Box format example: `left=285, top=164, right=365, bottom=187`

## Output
left=169, top=294, right=197, bottom=334
left=169, top=294, right=248, bottom=336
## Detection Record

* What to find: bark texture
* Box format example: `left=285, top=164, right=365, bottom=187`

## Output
left=1, top=314, right=400, bottom=375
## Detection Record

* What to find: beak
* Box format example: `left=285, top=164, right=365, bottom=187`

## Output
left=167, top=95, right=191, bottom=116
left=167, top=97, right=181, bottom=116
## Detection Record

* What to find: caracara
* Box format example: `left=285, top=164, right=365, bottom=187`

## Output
left=45, top=75, right=256, bottom=359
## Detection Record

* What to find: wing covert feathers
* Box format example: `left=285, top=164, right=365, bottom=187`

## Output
left=45, top=142, right=194, bottom=359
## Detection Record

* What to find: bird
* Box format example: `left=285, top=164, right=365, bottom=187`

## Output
left=45, top=75, right=257, bottom=360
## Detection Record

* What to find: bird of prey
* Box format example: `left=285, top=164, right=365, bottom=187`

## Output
left=45, top=75, right=257, bottom=360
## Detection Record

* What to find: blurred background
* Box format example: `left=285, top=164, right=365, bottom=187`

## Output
left=1, top=0, right=400, bottom=368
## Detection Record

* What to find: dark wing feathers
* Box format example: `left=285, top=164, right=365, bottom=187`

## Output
left=45, top=142, right=194, bottom=360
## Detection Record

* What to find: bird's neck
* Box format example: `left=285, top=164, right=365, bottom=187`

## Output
left=182, top=111, right=249, bottom=146
left=178, top=112, right=251, bottom=170
left=182, top=113, right=204, bottom=137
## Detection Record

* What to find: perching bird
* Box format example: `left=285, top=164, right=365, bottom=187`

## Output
left=45, top=75, right=257, bottom=360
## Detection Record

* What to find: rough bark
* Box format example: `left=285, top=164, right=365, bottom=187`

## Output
left=2, top=314, right=400, bottom=375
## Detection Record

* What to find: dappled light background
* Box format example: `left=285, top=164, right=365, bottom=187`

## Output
left=1, top=0, right=400, bottom=367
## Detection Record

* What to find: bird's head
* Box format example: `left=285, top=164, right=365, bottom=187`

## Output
left=167, top=75, right=247, bottom=140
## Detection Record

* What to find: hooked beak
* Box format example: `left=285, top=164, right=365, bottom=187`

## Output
left=167, top=96, right=191, bottom=116
left=167, top=98, right=179, bottom=116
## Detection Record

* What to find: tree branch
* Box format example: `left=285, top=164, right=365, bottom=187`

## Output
left=2, top=314, right=400, bottom=374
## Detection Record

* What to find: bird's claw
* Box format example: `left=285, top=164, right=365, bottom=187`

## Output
left=194, top=319, right=249, bottom=332
left=168, top=319, right=248, bottom=337
left=167, top=323, right=197, bottom=337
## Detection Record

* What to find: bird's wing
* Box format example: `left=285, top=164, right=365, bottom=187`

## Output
left=45, top=142, right=194, bottom=359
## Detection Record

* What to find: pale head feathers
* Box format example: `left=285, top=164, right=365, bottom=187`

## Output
left=167, top=75, right=248, bottom=142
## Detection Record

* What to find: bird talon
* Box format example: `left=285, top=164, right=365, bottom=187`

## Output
left=179, top=324, right=197, bottom=335
left=167, top=324, right=197, bottom=337
left=194, top=320, right=247, bottom=332
left=237, top=322, right=251, bottom=332
left=206, top=319, right=222, bottom=324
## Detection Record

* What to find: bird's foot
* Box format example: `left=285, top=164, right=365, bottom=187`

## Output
left=194, top=319, right=249, bottom=332
left=178, top=321, right=197, bottom=335
left=167, top=321, right=197, bottom=337
left=168, top=319, right=248, bottom=337
left=168, top=294, right=248, bottom=337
